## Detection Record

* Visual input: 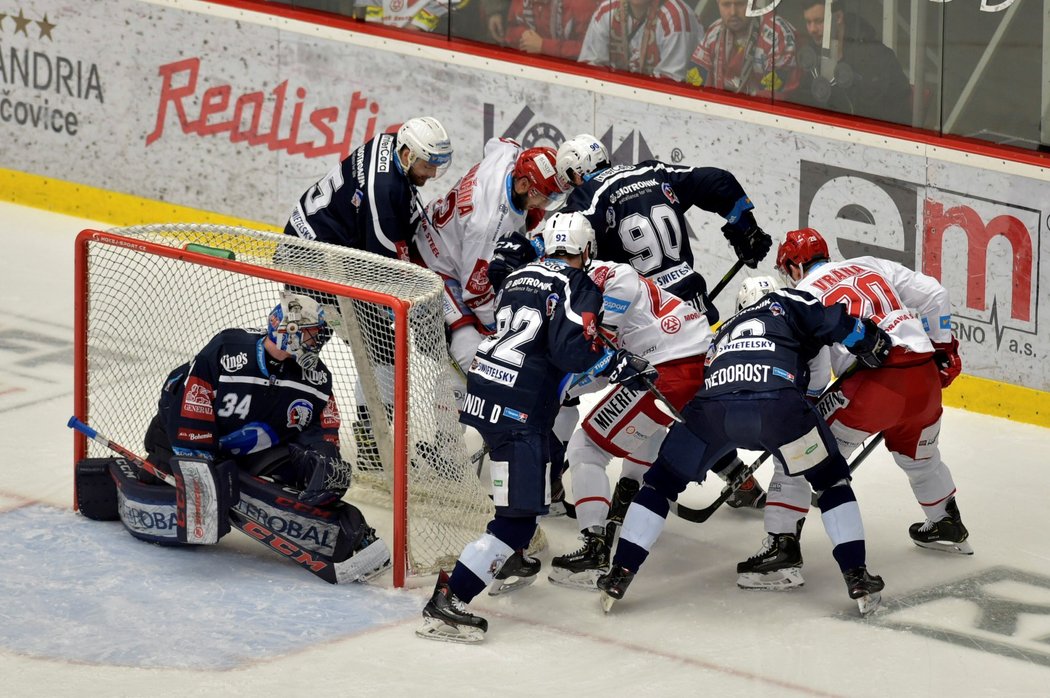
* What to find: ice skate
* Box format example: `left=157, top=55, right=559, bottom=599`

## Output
left=736, top=533, right=804, bottom=590
left=417, top=570, right=488, bottom=643
left=597, top=565, right=635, bottom=613
left=488, top=550, right=541, bottom=596
left=843, top=566, right=885, bottom=616
left=909, top=498, right=973, bottom=555
left=548, top=526, right=611, bottom=591
left=546, top=477, right=568, bottom=518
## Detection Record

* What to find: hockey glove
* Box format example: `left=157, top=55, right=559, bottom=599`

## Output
left=489, top=232, right=541, bottom=290
left=666, top=271, right=718, bottom=325
left=289, top=443, right=349, bottom=507
left=845, top=317, right=892, bottom=369
left=933, top=336, right=962, bottom=388
left=722, top=213, right=772, bottom=269
left=605, top=349, right=659, bottom=391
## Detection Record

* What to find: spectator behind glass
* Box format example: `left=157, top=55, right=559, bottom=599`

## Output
left=577, top=0, right=702, bottom=82
left=796, top=0, right=911, bottom=123
left=488, top=0, right=600, bottom=59
left=687, top=0, right=800, bottom=98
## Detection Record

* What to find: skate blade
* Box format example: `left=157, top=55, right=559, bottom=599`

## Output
left=913, top=538, right=974, bottom=555
left=855, top=591, right=882, bottom=616
left=544, top=501, right=568, bottom=518
left=547, top=567, right=605, bottom=591
left=415, top=617, right=485, bottom=644
left=736, top=567, right=804, bottom=590
left=599, top=591, right=618, bottom=614
left=488, top=573, right=537, bottom=596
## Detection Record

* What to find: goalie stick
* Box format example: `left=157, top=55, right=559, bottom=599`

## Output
left=670, top=363, right=864, bottom=524
left=67, top=415, right=343, bottom=583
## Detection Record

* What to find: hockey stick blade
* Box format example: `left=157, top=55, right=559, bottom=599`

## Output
left=672, top=451, right=772, bottom=523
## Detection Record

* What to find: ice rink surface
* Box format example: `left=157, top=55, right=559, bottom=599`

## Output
left=1, top=201, right=1049, bottom=697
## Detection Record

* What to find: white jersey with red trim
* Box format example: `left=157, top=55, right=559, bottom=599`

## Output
left=795, top=256, right=952, bottom=376
left=590, top=260, right=712, bottom=365
left=415, top=137, right=528, bottom=328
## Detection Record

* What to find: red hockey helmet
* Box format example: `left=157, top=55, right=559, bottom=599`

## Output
left=513, top=146, right=568, bottom=210
left=776, top=228, right=830, bottom=283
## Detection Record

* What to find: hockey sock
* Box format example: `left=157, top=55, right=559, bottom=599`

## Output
left=451, top=516, right=536, bottom=603
left=614, top=484, right=671, bottom=572
left=817, top=485, right=866, bottom=572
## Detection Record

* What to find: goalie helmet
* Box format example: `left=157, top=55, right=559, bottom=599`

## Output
left=776, top=227, right=830, bottom=286
left=542, top=211, right=595, bottom=262
left=396, top=117, right=453, bottom=179
left=736, top=276, right=779, bottom=311
left=267, top=294, right=330, bottom=371
left=556, top=134, right=610, bottom=185
left=514, top=146, right=569, bottom=210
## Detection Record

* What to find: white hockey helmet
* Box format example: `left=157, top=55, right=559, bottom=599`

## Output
left=396, top=117, right=453, bottom=179
left=556, top=134, right=610, bottom=186
left=267, top=293, right=330, bottom=371
left=736, top=275, right=780, bottom=311
left=542, top=211, right=596, bottom=261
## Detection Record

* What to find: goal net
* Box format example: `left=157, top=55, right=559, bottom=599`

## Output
left=73, top=224, right=495, bottom=586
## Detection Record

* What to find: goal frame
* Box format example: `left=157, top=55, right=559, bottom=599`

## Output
left=73, top=228, right=416, bottom=587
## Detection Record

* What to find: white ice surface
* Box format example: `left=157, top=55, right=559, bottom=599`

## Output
left=1, top=202, right=1049, bottom=697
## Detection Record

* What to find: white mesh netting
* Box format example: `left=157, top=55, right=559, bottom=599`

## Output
left=79, top=224, right=495, bottom=577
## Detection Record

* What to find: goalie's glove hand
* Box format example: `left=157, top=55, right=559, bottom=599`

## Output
left=722, top=212, right=772, bottom=269
left=604, top=349, right=659, bottom=391
left=844, top=317, right=892, bottom=369
left=933, top=336, right=962, bottom=388
left=288, top=443, right=347, bottom=507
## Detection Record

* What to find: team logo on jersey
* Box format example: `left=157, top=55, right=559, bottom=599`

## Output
left=605, top=207, right=616, bottom=229
left=581, top=311, right=598, bottom=339
left=465, top=259, right=490, bottom=295
left=769, top=302, right=785, bottom=317
left=661, top=316, right=682, bottom=334
left=661, top=183, right=679, bottom=204
left=181, top=377, right=215, bottom=421
left=303, top=368, right=326, bottom=385
left=220, top=352, right=249, bottom=372
left=590, top=264, right=612, bottom=290
left=321, top=395, right=341, bottom=429
left=351, top=189, right=363, bottom=208
left=546, top=293, right=560, bottom=317
left=502, top=408, right=528, bottom=424
left=287, top=399, right=314, bottom=431
left=177, top=427, right=214, bottom=444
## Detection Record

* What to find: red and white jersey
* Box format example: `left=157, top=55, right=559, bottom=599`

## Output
left=577, top=0, right=702, bottom=82
left=590, top=260, right=712, bottom=365
left=796, top=256, right=952, bottom=377
left=415, top=138, right=531, bottom=328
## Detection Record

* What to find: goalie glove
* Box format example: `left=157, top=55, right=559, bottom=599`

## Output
left=843, top=317, right=892, bottom=369
left=722, top=211, right=772, bottom=269
left=933, top=336, right=962, bottom=388
left=604, top=349, right=659, bottom=391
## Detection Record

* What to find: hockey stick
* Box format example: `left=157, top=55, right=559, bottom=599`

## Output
left=706, top=259, right=746, bottom=304
left=669, top=363, right=864, bottom=524
left=595, top=332, right=684, bottom=424
left=808, top=432, right=885, bottom=507
left=68, top=416, right=176, bottom=486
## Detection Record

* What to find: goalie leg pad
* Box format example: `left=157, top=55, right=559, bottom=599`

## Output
left=75, top=458, right=121, bottom=521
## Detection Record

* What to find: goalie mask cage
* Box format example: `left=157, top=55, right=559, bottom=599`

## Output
left=73, top=224, right=494, bottom=587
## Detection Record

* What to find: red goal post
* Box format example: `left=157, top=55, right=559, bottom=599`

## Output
left=73, top=224, right=494, bottom=587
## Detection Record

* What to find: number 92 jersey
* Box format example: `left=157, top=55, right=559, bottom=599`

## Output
left=563, top=160, right=753, bottom=291
left=460, top=259, right=606, bottom=431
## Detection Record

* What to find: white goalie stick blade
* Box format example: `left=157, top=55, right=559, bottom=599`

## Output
left=547, top=566, right=605, bottom=592
left=856, top=591, right=883, bottom=617
left=736, top=567, right=805, bottom=590
left=599, top=591, right=618, bottom=613
left=334, top=539, right=392, bottom=583
left=912, top=538, right=974, bottom=555
left=415, top=617, right=486, bottom=644
left=488, top=572, right=538, bottom=596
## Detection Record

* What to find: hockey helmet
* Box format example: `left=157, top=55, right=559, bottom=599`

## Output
left=556, top=134, right=610, bottom=186
left=776, top=227, right=830, bottom=286
left=736, top=275, right=780, bottom=311
left=267, top=293, right=330, bottom=371
left=514, top=146, right=569, bottom=210
left=396, top=117, right=453, bottom=179
left=542, top=212, right=596, bottom=262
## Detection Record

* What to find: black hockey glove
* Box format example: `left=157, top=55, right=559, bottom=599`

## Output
left=605, top=349, right=659, bottom=391
left=666, top=271, right=718, bottom=325
left=722, top=212, right=772, bottom=269
left=289, top=443, right=349, bottom=507
left=488, top=232, right=540, bottom=290
left=846, top=318, right=892, bottom=369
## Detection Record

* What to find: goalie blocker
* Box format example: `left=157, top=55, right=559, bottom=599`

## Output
left=75, top=457, right=390, bottom=583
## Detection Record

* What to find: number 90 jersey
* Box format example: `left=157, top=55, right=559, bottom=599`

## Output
left=160, top=329, right=341, bottom=459
left=460, top=259, right=606, bottom=431
left=563, top=160, right=754, bottom=292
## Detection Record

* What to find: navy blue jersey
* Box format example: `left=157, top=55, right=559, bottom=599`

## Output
left=284, top=133, right=418, bottom=261
left=563, top=161, right=754, bottom=293
left=158, top=329, right=340, bottom=460
left=460, top=259, right=606, bottom=431
left=702, top=288, right=857, bottom=397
